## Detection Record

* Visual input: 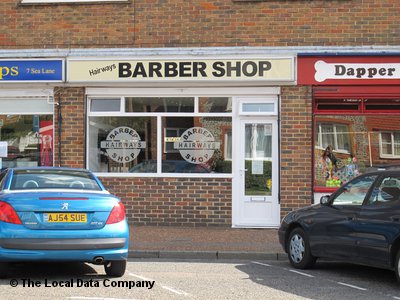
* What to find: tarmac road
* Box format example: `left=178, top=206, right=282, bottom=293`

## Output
left=1, top=259, right=399, bottom=300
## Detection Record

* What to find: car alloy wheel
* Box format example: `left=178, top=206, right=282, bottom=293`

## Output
left=290, top=233, right=305, bottom=263
left=287, top=228, right=316, bottom=269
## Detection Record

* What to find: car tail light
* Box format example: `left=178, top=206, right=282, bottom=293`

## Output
left=0, top=201, right=22, bottom=225
left=106, top=202, right=126, bottom=224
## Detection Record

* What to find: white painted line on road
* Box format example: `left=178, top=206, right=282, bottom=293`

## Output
left=69, top=297, right=138, bottom=300
left=337, top=282, right=367, bottom=291
left=392, top=296, right=400, bottom=300
left=128, top=272, right=152, bottom=281
left=129, top=272, right=190, bottom=297
left=288, top=269, right=315, bottom=278
left=251, top=261, right=272, bottom=267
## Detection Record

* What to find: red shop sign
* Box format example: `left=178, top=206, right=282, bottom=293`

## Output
left=297, top=56, right=400, bottom=85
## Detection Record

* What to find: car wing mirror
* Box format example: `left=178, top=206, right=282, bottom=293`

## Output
left=320, top=195, right=331, bottom=205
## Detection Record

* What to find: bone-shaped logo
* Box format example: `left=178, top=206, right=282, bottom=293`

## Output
left=314, top=60, right=400, bottom=82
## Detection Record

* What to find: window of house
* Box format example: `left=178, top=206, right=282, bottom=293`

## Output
left=380, top=132, right=400, bottom=158
left=316, top=123, right=351, bottom=153
left=88, top=96, right=232, bottom=175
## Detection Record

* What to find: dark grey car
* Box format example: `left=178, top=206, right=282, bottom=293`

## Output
left=279, top=170, right=400, bottom=281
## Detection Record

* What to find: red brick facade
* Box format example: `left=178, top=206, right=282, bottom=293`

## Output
left=1, top=0, right=398, bottom=227
left=280, top=86, right=313, bottom=217
left=1, top=1, right=398, bottom=48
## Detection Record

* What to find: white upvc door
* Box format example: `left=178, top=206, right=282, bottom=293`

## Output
left=232, top=114, right=280, bottom=228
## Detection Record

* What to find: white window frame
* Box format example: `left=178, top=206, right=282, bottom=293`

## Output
left=86, top=87, right=279, bottom=178
left=316, top=123, right=351, bottom=154
left=87, top=95, right=233, bottom=178
left=379, top=132, right=400, bottom=159
left=21, top=0, right=128, bottom=3
left=239, top=98, right=278, bottom=116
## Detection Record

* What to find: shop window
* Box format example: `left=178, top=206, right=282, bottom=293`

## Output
left=88, top=116, right=156, bottom=173
left=314, top=93, right=400, bottom=191
left=380, top=132, right=400, bottom=158
left=90, top=99, right=121, bottom=112
left=164, top=128, right=186, bottom=153
left=88, top=96, right=232, bottom=175
left=161, top=117, right=232, bottom=174
left=125, top=97, right=194, bottom=113
left=199, top=97, right=232, bottom=113
left=1, top=115, right=53, bottom=169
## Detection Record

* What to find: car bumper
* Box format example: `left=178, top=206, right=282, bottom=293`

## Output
left=0, top=221, right=129, bottom=262
left=0, top=247, right=128, bottom=262
left=278, top=223, right=288, bottom=253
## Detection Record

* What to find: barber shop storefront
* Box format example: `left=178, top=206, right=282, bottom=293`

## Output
left=298, top=55, right=400, bottom=202
left=66, top=52, right=295, bottom=227
left=0, top=59, right=63, bottom=170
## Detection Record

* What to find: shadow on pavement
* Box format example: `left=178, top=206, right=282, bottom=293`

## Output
left=0, top=262, right=105, bottom=285
left=236, top=260, right=399, bottom=299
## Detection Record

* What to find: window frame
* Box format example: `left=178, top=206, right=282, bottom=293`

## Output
left=316, top=122, right=351, bottom=154
left=379, top=132, right=400, bottom=159
left=87, top=95, right=233, bottom=178
left=313, top=86, right=400, bottom=193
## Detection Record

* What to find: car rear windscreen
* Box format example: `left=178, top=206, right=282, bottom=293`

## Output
left=10, top=170, right=102, bottom=191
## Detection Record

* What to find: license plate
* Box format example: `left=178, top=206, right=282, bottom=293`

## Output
left=44, top=213, right=87, bottom=223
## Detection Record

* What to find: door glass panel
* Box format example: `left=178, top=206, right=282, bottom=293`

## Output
left=244, top=123, right=272, bottom=196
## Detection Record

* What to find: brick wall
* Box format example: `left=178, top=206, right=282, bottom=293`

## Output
left=54, top=87, right=86, bottom=168
left=99, top=177, right=232, bottom=227
left=280, top=86, right=313, bottom=217
left=1, top=1, right=398, bottom=48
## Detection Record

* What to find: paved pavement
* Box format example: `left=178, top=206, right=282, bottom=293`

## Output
left=128, top=225, right=286, bottom=260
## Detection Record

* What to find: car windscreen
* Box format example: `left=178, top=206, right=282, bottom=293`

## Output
left=9, top=170, right=102, bottom=191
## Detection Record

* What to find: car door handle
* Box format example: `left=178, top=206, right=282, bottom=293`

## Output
left=391, top=216, right=400, bottom=222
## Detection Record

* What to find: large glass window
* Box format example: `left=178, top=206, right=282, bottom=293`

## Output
left=314, top=96, right=400, bottom=190
left=88, top=96, right=232, bottom=174
left=1, top=115, right=53, bottom=169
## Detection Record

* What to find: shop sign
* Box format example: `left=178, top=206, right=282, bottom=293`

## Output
left=67, top=58, right=294, bottom=83
left=100, top=126, right=146, bottom=163
left=298, top=56, right=400, bottom=85
left=174, top=127, right=220, bottom=164
left=0, top=59, right=64, bottom=82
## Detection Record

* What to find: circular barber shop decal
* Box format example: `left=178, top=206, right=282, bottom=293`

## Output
left=100, top=126, right=146, bottom=163
left=174, top=127, right=220, bottom=164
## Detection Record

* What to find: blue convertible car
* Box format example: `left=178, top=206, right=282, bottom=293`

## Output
left=0, top=167, right=129, bottom=277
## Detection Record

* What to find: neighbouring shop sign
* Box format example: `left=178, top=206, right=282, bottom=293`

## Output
left=0, top=59, right=64, bottom=82
left=67, top=58, right=294, bottom=82
left=298, top=56, right=400, bottom=85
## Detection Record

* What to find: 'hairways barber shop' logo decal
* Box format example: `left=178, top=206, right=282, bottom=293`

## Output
left=100, top=126, right=146, bottom=163
left=174, top=127, right=220, bottom=164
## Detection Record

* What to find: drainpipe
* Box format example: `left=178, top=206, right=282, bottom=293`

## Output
left=57, top=93, right=62, bottom=167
